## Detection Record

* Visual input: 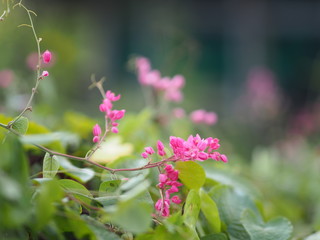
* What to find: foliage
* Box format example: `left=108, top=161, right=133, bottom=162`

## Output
left=0, top=1, right=319, bottom=240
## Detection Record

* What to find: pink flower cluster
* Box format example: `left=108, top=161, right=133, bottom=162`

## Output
left=155, top=164, right=182, bottom=217
left=141, top=141, right=166, bottom=159
left=135, top=57, right=185, bottom=102
left=99, top=90, right=125, bottom=133
left=190, top=109, right=218, bottom=125
left=92, top=90, right=126, bottom=143
left=170, top=134, right=227, bottom=162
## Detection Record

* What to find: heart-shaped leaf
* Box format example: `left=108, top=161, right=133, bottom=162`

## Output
left=241, top=209, right=293, bottom=240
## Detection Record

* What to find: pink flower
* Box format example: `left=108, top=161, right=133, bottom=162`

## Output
left=41, top=71, right=49, bottom=77
left=171, top=75, right=185, bottom=89
left=136, top=57, right=151, bottom=74
left=145, top=70, right=161, bottom=86
left=190, top=109, right=206, bottom=123
left=204, top=112, right=218, bottom=125
left=92, top=124, right=102, bottom=143
left=93, top=124, right=102, bottom=136
left=141, top=152, right=148, bottom=159
left=171, top=195, right=182, bottom=204
left=145, top=147, right=155, bottom=155
left=42, top=50, right=52, bottom=64
left=0, top=70, right=14, bottom=88
left=169, top=134, right=227, bottom=162
left=108, top=109, right=125, bottom=121
left=157, top=140, right=166, bottom=156
left=155, top=199, right=170, bottom=217
left=111, top=127, right=119, bottom=133
left=136, top=57, right=151, bottom=85
left=172, top=108, right=185, bottom=119
left=106, top=90, right=121, bottom=101
left=153, top=77, right=171, bottom=90
left=93, top=136, right=100, bottom=143
left=164, top=89, right=183, bottom=102
left=159, top=174, right=168, bottom=183
left=155, top=164, right=183, bottom=217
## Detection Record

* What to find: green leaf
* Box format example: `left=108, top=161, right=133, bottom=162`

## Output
left=241, top=209, right=293, bottom=240
left=58, top=179, right=93, bottom=207
left=228, top=222, right=251, bottom=240
left=54, top=206, right=95, bottom=239
left=201, top=161, right=260, bottom=198
left=43, top=153, right=60, bottom=178
left=110, top=201, right=152, bottom=234
left=200, top=233, right=228, bottom=240
left=183, top=189, right=201, bottom=230
left=81, top=215, right=121, bottom=240
left=11, top=116, right=29, bottom=135
left=99, top=180, right=122, bottom=196
left=210, top=185, right=260, bottom=223
left=199, top=189, right=221, bottom=233
left=56, top=156, right=94, bottom=183
left=0, top=170, right=21, bottom=200
left=210, top=185, right=259, bottom=240
left=119, top=174, right=151, bottom=203
left=34, top=180, right=63, bottom=231
left=176, top=161, right=206, bottom=190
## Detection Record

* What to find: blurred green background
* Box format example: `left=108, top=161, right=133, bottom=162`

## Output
left=2, top=0, right=320, bottom=157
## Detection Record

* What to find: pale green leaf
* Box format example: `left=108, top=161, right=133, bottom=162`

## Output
left=58, top=179, right=93, bottom=207
left=43, top=153, right=60, bottom=178
left=11, top=116, right=29, bottom=135
left=183, top=189, right=201, bottom=230
left=56, top=156, right=94, bottom=183
left=111, top=201, right=152, bottom=234
left=176, top=161, right=206, bottom=190
left=200, top=188, right=221, bottom=233
left=81, top=215, right=121, bottom=240
left=34, top=180, right=63, bottom=231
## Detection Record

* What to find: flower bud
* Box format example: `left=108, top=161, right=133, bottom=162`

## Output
left=42, top=50, right=52, bottom=63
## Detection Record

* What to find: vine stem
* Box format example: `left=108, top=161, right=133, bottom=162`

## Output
left=8, top=2, right=42, bottom=127
left=0, top=123, right=177, bottom=173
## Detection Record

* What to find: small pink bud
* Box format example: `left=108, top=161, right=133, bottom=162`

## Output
left=171, top=75, right=185, bottom=89
left=157, top=141, right=166, bottom=156
left=204, top=112, right=218, bottom=125
left=141, top=152, right=148, bottom=159
left=190, top=109, right=206, bottom=124
left=111, top=127, right=119, bottom=133
left=198, top=152, right=209, bottom=161
left=42, top=50, right=52, bottom=63
left=171, top=195, right=182, bottom=204
left=167, top=185, right=179, bottom=194
left=172, top=108, right=185, bottom=119
left=93, top=124, right=102, bottom=136
left=41, top=71, right=49, bottom=77
left=145, top=147, right=155, bottom=155
left=93, top=136, right=100, bottom=143
left=99, top=103, right=107, bottom=112
left=159, top=174, right=168, bottom=183
left=220, top=154, right=228, bottom=163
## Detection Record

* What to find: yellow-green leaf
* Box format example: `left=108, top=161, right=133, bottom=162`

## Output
left=176, top=161, right=206, bottom=190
